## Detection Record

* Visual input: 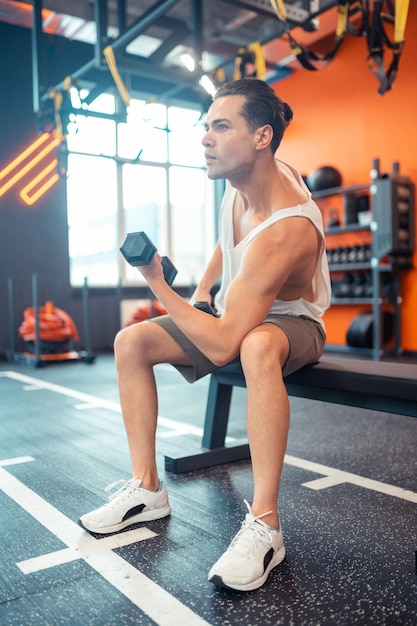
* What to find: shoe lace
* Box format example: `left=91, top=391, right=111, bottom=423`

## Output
left=104, top=479, right=138, bottom=503
left=229, top=500, right=274, bottom=557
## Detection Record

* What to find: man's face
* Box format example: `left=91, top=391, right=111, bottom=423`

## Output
left=202, top=95, right=257, bottom=181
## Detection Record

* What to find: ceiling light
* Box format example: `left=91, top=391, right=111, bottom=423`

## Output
left=180, top=53, right=195, bottom=72
left=199, top=75, right=217, bottom=98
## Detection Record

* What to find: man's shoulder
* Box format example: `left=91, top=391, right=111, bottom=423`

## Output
left=274, top=158, right=299, bottom=175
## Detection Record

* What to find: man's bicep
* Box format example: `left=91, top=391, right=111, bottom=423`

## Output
left=222, top=265, right=280, bottom=329
left=215, top=244, right=293, bottom=357
left=237, top=236, right=292, bottom=298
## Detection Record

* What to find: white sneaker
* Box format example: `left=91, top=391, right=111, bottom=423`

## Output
left=208, top=500, right=286, bottom=591
left=78, top=478, right=171, bottom=534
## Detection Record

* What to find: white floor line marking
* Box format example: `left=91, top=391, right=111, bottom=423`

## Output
left=18, top=527, right=157, bottom=574
left=0, top=370, right=207, bottom=439
left=301, top=476, right=346, bottom=490
left=2, top=371, right=416, bottom=503
left=18, top=547, right=80, bottom=574
left=0, top=467, right=211, bottom=626
left=74, top=402, right=105, bottom=410
left=0, top=456, right=35, bottom=467
left=284, top=454, right=417, bottom=503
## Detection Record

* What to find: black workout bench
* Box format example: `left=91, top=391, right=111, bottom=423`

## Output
left=164, top=355, right=417, bottom=474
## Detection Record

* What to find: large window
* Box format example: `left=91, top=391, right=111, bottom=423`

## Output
left=66, top=93, right=215, bottom=287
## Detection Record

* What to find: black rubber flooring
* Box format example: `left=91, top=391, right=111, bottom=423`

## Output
left=0, top=354, right=416, bottom=625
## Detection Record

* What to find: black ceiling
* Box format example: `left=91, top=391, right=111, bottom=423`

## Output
left=0, top=0, right=339, bottom=109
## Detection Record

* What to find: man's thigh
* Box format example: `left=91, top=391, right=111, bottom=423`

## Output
left=263, top=314, right=326, bottom=376
left=150, top=313, right=325, bottom=382
left=150, top=315, right=219, bottom=383
left=120, top=317, right=192, bottom=368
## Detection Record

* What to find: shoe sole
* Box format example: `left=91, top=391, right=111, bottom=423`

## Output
left=78, top=504, right=171, bottom=535
left=209, top=545, right=286, bottom=592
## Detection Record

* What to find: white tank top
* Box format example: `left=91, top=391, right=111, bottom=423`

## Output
left=214, top=161, right=331, bottom=328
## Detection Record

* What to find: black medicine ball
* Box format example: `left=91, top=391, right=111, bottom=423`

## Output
left=306, top=166, right=343, bottom=192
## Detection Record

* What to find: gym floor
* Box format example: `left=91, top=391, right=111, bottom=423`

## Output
left=0, top=353, right=416, bottom=626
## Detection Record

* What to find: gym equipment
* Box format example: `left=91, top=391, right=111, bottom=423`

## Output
left=329, top=247, right=343, bottom=264
left=306, top=165, right=342, bottom=192
left=339, top=247, right=350, bottom=264
left=19, top=300, right=79, bottom=347
left=120, top=231, right=177, bottom=285
left=327, top=207, right=340, bottom=228
left=347, top=311, right=393, bottom=348
left=333, top=274, right=354, bottom=298
left=371, top=164, right=415, bottom=266
left=7, top=274, right=95, bottom=367
left=125, top=299, right=167, bottom=326
left=343, top=193, right=358, bottom=224
left=363, top=273, right=373, bottom=298
left=351, top=273, right=367, bottom=298
left=356, top=194, right=369, bottom=213
left=327, top=244, right=373, bottom=266
left=80, top=276, right=96, bottom=363
left=193, top=301, right=218, bottom=316
left=355, top=244, right=371, bottom=263
left=347, top=246, right=359, bottom=263
left=333, top=272, right=375, bottom=299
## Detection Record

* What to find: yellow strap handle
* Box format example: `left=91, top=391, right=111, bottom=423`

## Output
left=49, top=76, right=71, bottom=138
left=269, top=0, right=286, bottom=21
left=336, top=2, right=350, bottom=38
left=234, top=41, right=266, bottom=80
left=53, top=91, right=63, bottom=136
left=394, top=0, right=410, bottom=43
left=210, top=67, right=225, bottom=85
left=270, top=0, right=350, bottom=39
left=103, top=46, right=131, bottom=106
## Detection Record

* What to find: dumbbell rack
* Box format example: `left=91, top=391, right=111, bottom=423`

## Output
left=324, top=220, right=402, bottom=358
left=314, top=160, right=414, bottom=359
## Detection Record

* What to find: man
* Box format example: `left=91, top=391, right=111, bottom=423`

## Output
left=79, top=78, right=331, bottom=592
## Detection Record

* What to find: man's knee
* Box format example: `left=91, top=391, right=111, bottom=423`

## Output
left=114, top=321, right=152, bottom=361
left=240, top=325, right=289, bottom=375
left=114, top=320, right=191, bottom=369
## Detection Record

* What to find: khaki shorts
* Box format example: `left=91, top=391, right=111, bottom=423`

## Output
left=151, top=313, right=326, bottom=383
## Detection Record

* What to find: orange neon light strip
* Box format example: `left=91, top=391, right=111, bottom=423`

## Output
left=0, top=133, right=50, bottom=179
left=0, top=133, right=60, bottom=198
left=19, top=159, right=60, bottom=206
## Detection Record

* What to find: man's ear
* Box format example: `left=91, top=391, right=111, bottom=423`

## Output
left=255, top=124, right=273, bottom=150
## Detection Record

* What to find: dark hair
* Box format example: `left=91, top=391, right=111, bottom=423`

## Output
left=214, top=78, right=293, bottom=153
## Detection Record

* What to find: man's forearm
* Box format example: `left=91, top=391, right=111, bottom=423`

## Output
left=194, top=242, right=222, bottom=294
left=147, top=273, right=227, bottom=364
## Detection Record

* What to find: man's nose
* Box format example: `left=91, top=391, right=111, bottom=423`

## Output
left=202, top=130, right=212, bottom=147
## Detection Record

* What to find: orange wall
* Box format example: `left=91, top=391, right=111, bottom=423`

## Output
left=270, top=4, right=417, bottom=352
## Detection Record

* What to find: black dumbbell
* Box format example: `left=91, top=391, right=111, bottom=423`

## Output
left=348, top=246, right=359, bottom=263
left=120, top=231, right=178, bottom=285
left=339, top=247, right=350, bottom=264
left=192, top=301, right=218, bottom=316
left=351, top=273, right=367, bottom=298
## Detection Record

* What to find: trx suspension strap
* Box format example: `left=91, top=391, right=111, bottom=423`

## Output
left=270, top=0, right=353, bottom=71
left=269, top=0, right=286, bottom=21
left=294, top=1, right=352, bottom=70
left=346, top=0, right=367, bottom=36
left=103, top=45, right=131, bottom=106
left=366, top=0, right=410, bottom=95
left=51, top=75, right=72, bottom=138
left=40, top=77, right=72, bottom=176
left=234, top=41, right=266, bottom=80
